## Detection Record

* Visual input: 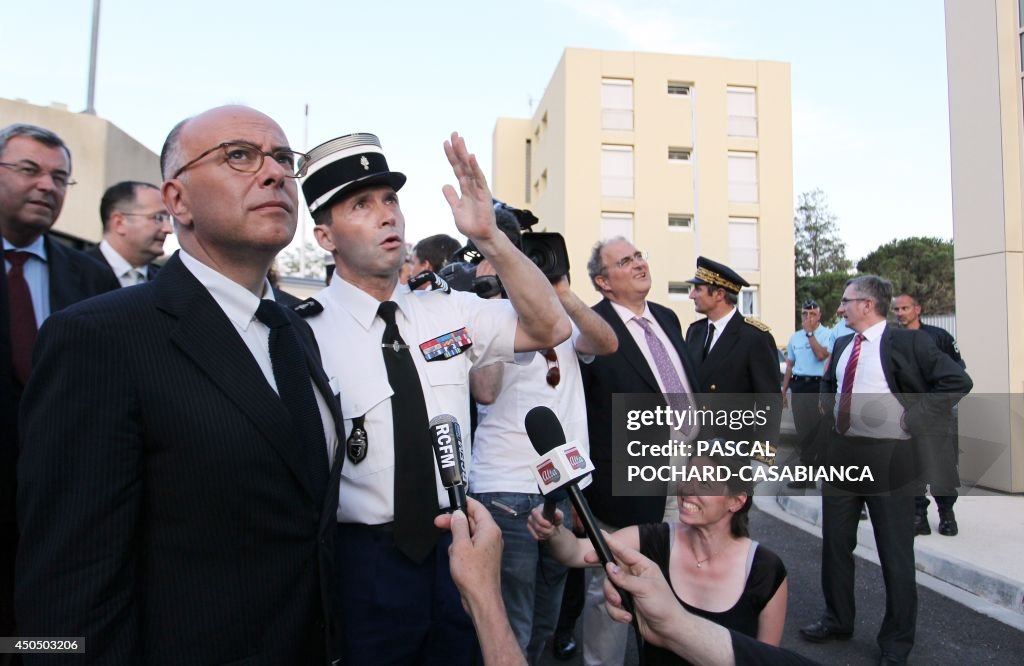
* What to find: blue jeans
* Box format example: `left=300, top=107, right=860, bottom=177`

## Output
left=472, top=491, right=573, bottom=665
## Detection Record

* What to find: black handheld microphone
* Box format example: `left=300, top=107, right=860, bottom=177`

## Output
left=525, top=406, right=636, bottom=624
left=525, top=407, right=616, bottom=569
left=428, top=414, right=468, bottom=512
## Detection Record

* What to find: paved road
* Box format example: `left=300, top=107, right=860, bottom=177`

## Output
left=537, top=506, right=1023, bottom=665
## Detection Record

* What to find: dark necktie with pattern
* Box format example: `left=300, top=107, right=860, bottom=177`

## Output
left=254, top=299, right=328, bottom=479
left=378, top=300, right=439, bottom=562
left=6, top=250, right=38, bottom=386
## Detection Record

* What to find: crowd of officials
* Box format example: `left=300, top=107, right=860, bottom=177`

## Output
left=1, top=109, right=971, bottom=666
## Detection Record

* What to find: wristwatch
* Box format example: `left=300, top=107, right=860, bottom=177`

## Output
left=806, top=331, right=814, bottom=338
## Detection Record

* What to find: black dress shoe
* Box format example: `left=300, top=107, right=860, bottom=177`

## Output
left=913, top=513, right=931, bottom=536
left=551, top=631, right=577, bottom=660
left=799, top=620, right=853, bottom=643
left=878, top=652, right=908, bottom=665
left=938, top=511, right=958, bottom=536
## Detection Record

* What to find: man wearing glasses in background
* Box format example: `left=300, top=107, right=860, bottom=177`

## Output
left=86, top=181, right=172, bottom=287
left=16, top=107, right=344, bottom=664
left=575, top=236, right=699, bottom=666
left=0, top=123, right=119, bottom=657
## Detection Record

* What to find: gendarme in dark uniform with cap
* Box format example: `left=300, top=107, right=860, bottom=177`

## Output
left=685, top=256, right=781, bottom=443
left=296, top=132, right=570, bottom=664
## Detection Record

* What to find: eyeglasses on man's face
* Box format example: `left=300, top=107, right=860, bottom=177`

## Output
left=614, top=251, right=648, bottom=270
left=839, top=297, right=871, bottom=306
left=0, top=160, right=75, bottom=189
left=172, top=142, right=310, bottom=180
left=120, top=211, right=171, bottom=225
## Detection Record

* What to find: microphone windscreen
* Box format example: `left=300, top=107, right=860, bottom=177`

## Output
left=525, top=406, right=567, bottom=456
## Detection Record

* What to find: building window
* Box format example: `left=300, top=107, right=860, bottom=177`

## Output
left=601, top=78, right=633, bottom=130
left=727, top=86, right=757, bottom=137
left=601, top=145, right=634, bottom=198
left=668, top=214, right=692, bottom=230
left=739, top=287, right=759, bottom=317
left=728, top=217, right=759, bottom=270
left=601, top=212, right=634, bottom=241
left=667, top=82, right=691, bottom=96
left=668, top=147, right=692, bottom=162
left=727, top=152, right=758, bottom=203
left=668, top=282, right=692, bottom=301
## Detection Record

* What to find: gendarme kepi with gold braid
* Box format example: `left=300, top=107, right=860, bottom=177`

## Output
left=685, top=256, right=750, bottom=295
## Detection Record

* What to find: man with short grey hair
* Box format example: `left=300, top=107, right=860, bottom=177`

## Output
left=577, top=236, right=698, bottom=666
left=802, top=275, right=972, bottom=666
left=1, top=123, right=118, bottom=651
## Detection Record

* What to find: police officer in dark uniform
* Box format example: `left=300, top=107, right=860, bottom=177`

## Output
left=892, top=293, right=966, bottom=536
left=684, top=256, right=782, bottom=446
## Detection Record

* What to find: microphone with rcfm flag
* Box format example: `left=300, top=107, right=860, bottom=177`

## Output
left=428, top=414, right=467, bottom=513
left=525, top=406, right=638, bottom=628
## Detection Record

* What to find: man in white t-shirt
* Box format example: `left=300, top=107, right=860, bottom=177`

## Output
left=469, top=252, right=617, bottom=663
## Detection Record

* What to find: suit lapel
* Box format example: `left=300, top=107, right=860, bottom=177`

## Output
left=879, top=325, right=899, bottom=393
left=596, top=299, right=660, bottom=392
left=157, top=255, right=322, bottom=502
left=45, top=237, right=81, bottom=312
left=698, top=313, right=742, bottom=385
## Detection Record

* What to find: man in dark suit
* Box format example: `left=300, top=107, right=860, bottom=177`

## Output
left=0, top=123, right=119, bottom=657
left=800, top=276, right=971, bottom=666
left=892, top=292, right=966, bottom=536
left=86, top=180, right=171, bottom=286
left=16, top=106, right=344, bottom=664
left=578, top=236, right=699, bottom=666
left=684, top=256, right=781, bottom=444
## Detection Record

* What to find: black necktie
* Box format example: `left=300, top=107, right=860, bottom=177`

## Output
left=254, top=300, right=327, bottom=478
left=378, top=300, right=439, bottom=562
left=702, top=322, right=716, bottom=360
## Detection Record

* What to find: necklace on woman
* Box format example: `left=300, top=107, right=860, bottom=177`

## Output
left=694, top=543, right=724, bottom=568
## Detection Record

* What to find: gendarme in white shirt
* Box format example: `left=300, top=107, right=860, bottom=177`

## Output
left=308, top=275, right=520, bottom=525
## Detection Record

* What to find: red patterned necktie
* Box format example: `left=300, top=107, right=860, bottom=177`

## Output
left=836, top=333, right=865, bottom=434
left=6, top=250, right=39, bottom=386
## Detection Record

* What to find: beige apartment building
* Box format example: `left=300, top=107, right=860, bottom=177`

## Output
left=492, top=48, right=794, bottom=335
left=0, top=97, right=160, bottom=247
left=945, top=0, right=1024, bottom=492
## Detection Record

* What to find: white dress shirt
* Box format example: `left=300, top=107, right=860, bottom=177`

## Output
left=609, top=300, right=695, bottom=397
left=99, top=239, right=147, bottom=287
left=705, top=306, right=737, bottom=353
left=4, top=235, right=50, bottom=324
left=834, top=319, right=909, bottom=439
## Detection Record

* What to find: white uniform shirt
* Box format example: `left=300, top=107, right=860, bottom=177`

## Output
left=834, top=319, right=909, bottom=440
left=309, top=276, right=519, bottom=524
left=470, top=323, right=592, bottom=494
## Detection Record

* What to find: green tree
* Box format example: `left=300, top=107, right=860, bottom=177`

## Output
left=794, top=189, right=852, bottom=277
left=794, top=271, right=852, bottom=329
left=856, top=236, right=955, bottom=314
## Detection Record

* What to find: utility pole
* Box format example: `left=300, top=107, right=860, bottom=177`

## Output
left=85, top=0, right=102, bottom=114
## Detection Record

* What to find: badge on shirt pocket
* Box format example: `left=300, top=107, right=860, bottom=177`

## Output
left=419, top=327, right=473, bottom=361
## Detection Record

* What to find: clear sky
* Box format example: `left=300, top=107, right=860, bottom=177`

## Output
left=0, top=0, right=952, bottom=264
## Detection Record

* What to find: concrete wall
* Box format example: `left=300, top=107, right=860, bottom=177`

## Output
left=945, top=0, right=1023, bottom=491
left=0, top=98, right=160, bottom=245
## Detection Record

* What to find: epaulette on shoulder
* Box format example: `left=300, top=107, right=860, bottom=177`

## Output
left=293, top=297, right=324, bottom=318
left=744, top=316, right=771, bottom=332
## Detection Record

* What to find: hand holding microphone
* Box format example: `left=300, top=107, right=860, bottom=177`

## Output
left=428, top=414, right=468, bottom=513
